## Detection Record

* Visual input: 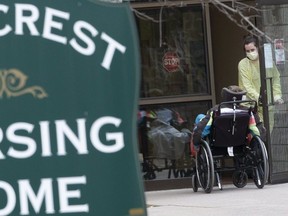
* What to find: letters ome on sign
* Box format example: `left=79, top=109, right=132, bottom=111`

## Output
left=0, top=0, right=146, bottom=215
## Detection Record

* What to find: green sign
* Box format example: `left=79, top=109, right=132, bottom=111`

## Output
left=0, top=0, right=146, bottom=215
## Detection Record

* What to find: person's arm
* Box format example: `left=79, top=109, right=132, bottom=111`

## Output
left=238, top=60, right=260, bottom=101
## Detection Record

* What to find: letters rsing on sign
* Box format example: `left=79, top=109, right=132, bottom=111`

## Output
left=0, top=116, right=124, bottom=159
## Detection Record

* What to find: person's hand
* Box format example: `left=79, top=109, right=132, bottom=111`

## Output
left=275, top=98, right=284, bottom=104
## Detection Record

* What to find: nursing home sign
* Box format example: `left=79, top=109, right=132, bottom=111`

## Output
left=0, top=0, right=146, bottom=215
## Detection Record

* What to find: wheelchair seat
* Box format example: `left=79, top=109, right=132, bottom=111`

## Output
left=212, top=110, right=250, bottom=148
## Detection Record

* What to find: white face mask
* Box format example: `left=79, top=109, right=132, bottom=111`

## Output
left=246, top=50, right=258, bottom=61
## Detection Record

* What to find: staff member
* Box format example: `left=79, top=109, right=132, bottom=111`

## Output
left=238, top=35, right=283, bottom=130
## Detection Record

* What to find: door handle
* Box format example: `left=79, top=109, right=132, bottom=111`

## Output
left=265, top=77, right=274, bottom=106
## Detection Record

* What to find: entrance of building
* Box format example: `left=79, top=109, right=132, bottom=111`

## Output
left=211, top=1, right=288, bottom=184
left=133, top=0, right=288, bottom=191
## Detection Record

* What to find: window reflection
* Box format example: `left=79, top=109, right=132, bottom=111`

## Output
left=138, top=101, right=211, bottom=180
left=135, top=5, right=209, bottom=98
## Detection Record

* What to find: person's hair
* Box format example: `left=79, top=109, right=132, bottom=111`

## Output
left=243, top=35, right=258, bottom=51
left=221, top=85, right=247, bottom=102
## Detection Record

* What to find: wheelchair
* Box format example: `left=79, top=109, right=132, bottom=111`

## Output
left=191, top=99, right=269, bottom=193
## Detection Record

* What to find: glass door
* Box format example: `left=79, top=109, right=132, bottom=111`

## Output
left=258, top=1, right=288, bottom=183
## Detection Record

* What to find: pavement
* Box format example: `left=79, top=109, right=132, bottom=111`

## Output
left=145, top=182, right=288, bottom=216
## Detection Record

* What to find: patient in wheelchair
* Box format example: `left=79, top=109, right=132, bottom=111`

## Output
left=192, top=85, right=266, bottom=152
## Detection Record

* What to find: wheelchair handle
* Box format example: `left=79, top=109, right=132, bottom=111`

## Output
left=218, top=99, right=258, bottom=113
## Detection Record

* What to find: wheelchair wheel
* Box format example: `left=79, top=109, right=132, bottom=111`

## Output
left=232, top=171, right=248, bottom=188
left=250, top=136, right=269, bottom=189
left=192, top=174, right=198, bottom=192
left=196, top=139, right=214, bottom=193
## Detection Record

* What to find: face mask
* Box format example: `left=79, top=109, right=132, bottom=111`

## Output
left=246, top=50, right=258, bottom=61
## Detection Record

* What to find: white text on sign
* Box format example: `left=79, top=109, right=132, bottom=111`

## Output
left=0, top=3, right=126, bottom=70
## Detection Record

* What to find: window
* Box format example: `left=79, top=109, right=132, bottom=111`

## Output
left=136, top=5, right=209, bottom=98
left=138, top=101, right=211, bottom=180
